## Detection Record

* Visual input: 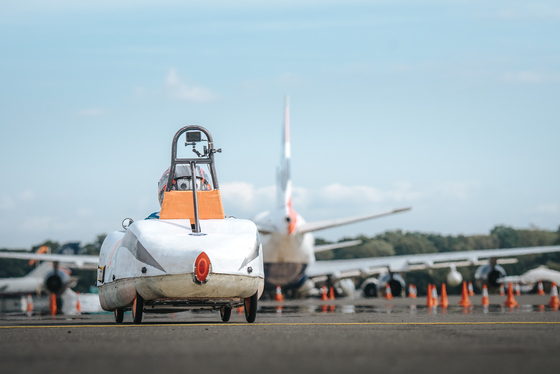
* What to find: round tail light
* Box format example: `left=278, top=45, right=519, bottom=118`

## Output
left=194, top=252, right=211, bottom=283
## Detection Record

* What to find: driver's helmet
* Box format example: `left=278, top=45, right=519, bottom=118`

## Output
left=158, top=165, right=212, bottom=206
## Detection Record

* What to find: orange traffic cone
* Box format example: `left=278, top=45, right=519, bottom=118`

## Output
left=408, top=284, right=417, bottom=298
left=458, top=281, right=472, bottom=307
left=321, top=285, right=328, bottom=301
left=329, top=286, right=335, bottom=300
left=76, top=292, right=82, bottom=313
left=515, top=282, right=521, bottom=296
left=49, top=294, right=57, bottom=316
left=549, top=283, right=560, bottom=309
left=537, top=281, right=545, bottom=295
left=468, top=281, right=475, bottom=296
left=499, top=284, right=505, bottom=296
left=431, top=284, right=439, bottom=307
left=481, top=285, right=489, bottom=307
left=426, top=284, right=433, bottom=307
left=440, top=283, right=449, bottom=308
left=26, top=294, right=33, bottom=316
left=503, top=282, right=519, bottom=308
left=275, top=285, right=284, bottom=302
left=384, top=284, right=393, bottom=300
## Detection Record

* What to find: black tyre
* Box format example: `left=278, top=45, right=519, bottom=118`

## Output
left=132, top=293, right=143, bottom=324
left=244, top=292, right=258, bottom=323
left=114, top=308, right=124, bottom=324
left=220, top=306, right=232, bottom=322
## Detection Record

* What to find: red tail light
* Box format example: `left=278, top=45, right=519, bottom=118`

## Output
left=194, top=252, right=210, bottom=283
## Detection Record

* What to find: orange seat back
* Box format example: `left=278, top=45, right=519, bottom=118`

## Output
left=159, top=190, right=225, bottom=221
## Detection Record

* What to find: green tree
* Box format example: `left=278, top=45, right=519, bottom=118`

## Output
left=491, top=225, right=520, bottom=248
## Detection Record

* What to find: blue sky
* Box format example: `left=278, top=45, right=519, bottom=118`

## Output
left=1, top=1, right=559, bottom=248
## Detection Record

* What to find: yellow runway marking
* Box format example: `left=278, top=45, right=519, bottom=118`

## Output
left=2, top=321, right=560, bottom=329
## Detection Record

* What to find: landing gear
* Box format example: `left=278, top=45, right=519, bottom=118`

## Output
left=114, top=308, right=124, bottom=324
left=220, top=306, right=232, bottom=322
left=132, top=293, right=143, bottom=324
left=244, top=292, right=258, bottom=323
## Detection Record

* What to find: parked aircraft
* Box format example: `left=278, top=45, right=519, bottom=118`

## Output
left=253, top=97, right=560, bottom=298
left=2, top=99, right=560, bottom=306
left=0, top=243, right=95, bottom=297
left=0, top=243, right=99, bottom=314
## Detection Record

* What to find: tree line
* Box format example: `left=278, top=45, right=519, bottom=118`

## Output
left=1, top=225, right=559, bottom=295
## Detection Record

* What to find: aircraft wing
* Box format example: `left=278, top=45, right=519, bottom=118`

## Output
left=314, top=240, right=362, bottom=253
left=297, top=207, right=412, bottom=235
left=306, top=245, right=560, bottom=278
left=0, top=252, right=99, bottom=270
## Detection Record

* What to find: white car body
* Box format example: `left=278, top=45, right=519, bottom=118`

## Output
left=97, top=218, right=264, bottom=311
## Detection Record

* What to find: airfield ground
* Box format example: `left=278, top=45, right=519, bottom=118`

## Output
left=1, top=295, right=559, bottom=374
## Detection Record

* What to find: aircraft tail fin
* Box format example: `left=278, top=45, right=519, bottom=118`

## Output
left=277, top=95, right=292, bottom=210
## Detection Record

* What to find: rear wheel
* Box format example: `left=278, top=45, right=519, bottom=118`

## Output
left=244, top=292, right=258, bottom=323
left=114, top=308, right=124, bottom=324
left=132, top=293, right=143, bottom=324
left=220, top=306, right=232, bottom=322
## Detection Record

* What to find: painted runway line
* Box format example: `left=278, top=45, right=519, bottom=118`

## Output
left=2, top=321, right=560, bottom=329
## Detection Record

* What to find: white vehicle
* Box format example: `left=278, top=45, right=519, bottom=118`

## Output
left=253, top=97, right=560, bottom=298
left=97, top=126, right=264, bottom=324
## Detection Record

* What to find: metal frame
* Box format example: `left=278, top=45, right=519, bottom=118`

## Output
left=165, top=125, right=221, bottom=233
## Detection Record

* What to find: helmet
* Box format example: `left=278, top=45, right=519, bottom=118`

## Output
left=158, top=165, right=212, bottom=206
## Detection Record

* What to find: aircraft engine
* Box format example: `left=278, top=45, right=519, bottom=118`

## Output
left=474, top=264, right=507, bottom=289
left=334, top=278, right=355, bottom=298
left=44, top=269, right=71, bottom=295
left=361, top=278, right=379, bottom=298
left=446, top=264, right=463, bottom=286
left=377, top=273, right=406, bottom=297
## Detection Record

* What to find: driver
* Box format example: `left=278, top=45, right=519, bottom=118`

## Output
left=157, top=165, right=212, bottom=206
left=146, top=165, right=212, bottom=220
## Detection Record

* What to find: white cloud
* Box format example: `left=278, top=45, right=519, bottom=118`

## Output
left=164, top=69, right=218, bottom=103
left=221, top=181, right=425, bottom=215
left=77, top=108, right=106, bottom=117
left=277, top=73, right=303, bottom=85
left=535, top=203, right=558, bottom=214
left=0, top=196, right=15, bottom=211
left=241, top=72, right=303, bottom=91
left=220, top=182, right=275, bottom=214
left=221, top=180, right=477, bottom=219
left=501, top=71, right=560, bottom=84
left=19, top=216, right=54, bottom=232
left=19, top=190, right=35, bottom=202
left=76, top=208, right=92, bottom=217
left=434, top=182, right=470, bottom=200
left=0, top=191, right=35, bottom=211
left=133, top=86, right=149, bottom=97
left=497, top=6, right=560, bottom=20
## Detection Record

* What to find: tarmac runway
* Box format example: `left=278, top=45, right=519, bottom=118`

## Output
left=1, top=295, right=559, bottom=374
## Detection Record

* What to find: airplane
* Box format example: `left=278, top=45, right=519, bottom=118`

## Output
left=0, top=243, right=96, bottom=297
left=2, top=99, right=560, bottom=306
left=252, top=96, right=560, bottom=298
left=0, top=243, right=98, bottom=314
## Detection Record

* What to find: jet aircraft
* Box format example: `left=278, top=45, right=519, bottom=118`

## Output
left=253, top=97, right=560, bottom=298
left=0, top=243, right=98, bottom=314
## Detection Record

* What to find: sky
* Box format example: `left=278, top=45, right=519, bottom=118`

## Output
left=1, top=0, right=559, bottom=248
